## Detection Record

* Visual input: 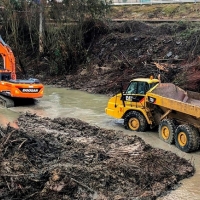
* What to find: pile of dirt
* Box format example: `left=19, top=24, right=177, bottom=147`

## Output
left=44, top=21, right=200, bottom=95
left=0, top=113, right=194, bottom=199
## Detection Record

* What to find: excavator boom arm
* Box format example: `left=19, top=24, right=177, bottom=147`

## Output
left=0, top=36, right=16, bottom=80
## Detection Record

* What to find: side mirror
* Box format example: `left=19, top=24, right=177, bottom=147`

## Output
left=120, top=82, right=125, bottom=107
left=120, top=82, right=123, bottom=94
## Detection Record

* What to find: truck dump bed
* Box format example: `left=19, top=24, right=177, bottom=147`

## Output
left=146, top=83, right=200, bottom=118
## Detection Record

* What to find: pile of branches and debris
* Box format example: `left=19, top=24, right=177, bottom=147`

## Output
left=0, top=112, right=195, bottom=199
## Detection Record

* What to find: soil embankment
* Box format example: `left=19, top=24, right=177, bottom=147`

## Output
left=43, top=20, right=200, bottom=95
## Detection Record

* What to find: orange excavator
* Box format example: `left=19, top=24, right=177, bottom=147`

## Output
left=0, top=35, right=44, bottom=107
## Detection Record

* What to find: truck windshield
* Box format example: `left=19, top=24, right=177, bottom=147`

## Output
left=126, top=81, right=150, bottom=95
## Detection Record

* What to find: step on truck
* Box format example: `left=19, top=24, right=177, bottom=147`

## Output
left=105, top=76, right=200, bottom=153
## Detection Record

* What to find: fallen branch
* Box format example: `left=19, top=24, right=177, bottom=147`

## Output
left=18, top=139, right=28, bottom=149
left=24, top=192, right=39, bottom=200
left=0, top=174, right=30, bottom=177
left=120, top=51, right=133, bottom=67
left=2, top=130, right=15, bottom=146
left=0, top=129, right=5, bottom=137
left=156, top=160, right=177, bottom=175
left=71, top=177, right=94, bottom=193
left=5, top=179, right=11, bottom=191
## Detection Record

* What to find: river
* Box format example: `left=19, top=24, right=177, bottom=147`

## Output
left=1, top=85, right=200, bottom=200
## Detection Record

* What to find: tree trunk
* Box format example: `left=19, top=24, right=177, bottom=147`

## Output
left=39, top=0, right=44, bottom=55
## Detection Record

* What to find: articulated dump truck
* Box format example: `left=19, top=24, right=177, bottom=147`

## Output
left=105, top=77, right=200, bottom=153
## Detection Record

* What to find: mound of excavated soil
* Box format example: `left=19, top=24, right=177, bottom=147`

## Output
left=0, top=112, right=194, bottom=199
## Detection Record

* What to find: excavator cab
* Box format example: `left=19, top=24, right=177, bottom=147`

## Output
left=0, top=48, right=11, bottom=81
left=0, top=72, right=11, bottom=81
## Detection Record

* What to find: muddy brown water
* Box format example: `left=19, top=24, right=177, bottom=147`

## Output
left=1, top=85, right=200, bottom=200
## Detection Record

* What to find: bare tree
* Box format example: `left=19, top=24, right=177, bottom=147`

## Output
left=39, top=0, right=45, bottom=54
left=0, top=0, right=112, bottom=76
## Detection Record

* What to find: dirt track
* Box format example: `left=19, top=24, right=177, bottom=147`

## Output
left=0, top=113, right=194, bottom=199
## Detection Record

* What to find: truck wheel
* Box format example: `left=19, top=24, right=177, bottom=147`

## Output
left=158, top=119, right=175, bottom=144
left=124, top=111, right=147, bottom=132
left=175, top=125, right=200, bottom=153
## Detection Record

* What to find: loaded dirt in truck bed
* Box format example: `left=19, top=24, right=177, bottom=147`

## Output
left=0, top=112, right=194, bottom=200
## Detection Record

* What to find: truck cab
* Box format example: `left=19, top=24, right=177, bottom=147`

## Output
left=123, top=78, right=159, bottom=103
left=105, top=77, right=160, bottom=135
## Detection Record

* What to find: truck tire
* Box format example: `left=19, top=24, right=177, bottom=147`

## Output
left=175, top=124, right=200, bottom=153
left=124, top=111, right=148, bottom=132
left=158, top=119, right=176, bottom=144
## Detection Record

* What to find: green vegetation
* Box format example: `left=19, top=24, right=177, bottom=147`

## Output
left=162, top=4, right=180, bottom=17
left=108, top=3, right=200, bottom=19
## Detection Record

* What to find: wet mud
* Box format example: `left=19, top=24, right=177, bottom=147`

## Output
left=0, top=113, right=194, bottom=200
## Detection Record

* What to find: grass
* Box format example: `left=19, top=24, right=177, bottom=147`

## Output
left=107, top=3, right=200, bottom=19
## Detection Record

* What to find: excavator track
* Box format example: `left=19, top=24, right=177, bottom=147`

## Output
left=0, top=95, right=14, bottom=108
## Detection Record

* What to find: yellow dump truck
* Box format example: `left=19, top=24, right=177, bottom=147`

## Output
left=105, top=77, right=200, bottom=153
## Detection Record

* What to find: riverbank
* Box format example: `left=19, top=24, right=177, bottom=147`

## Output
left=42, top=20, right=200, bottom=95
